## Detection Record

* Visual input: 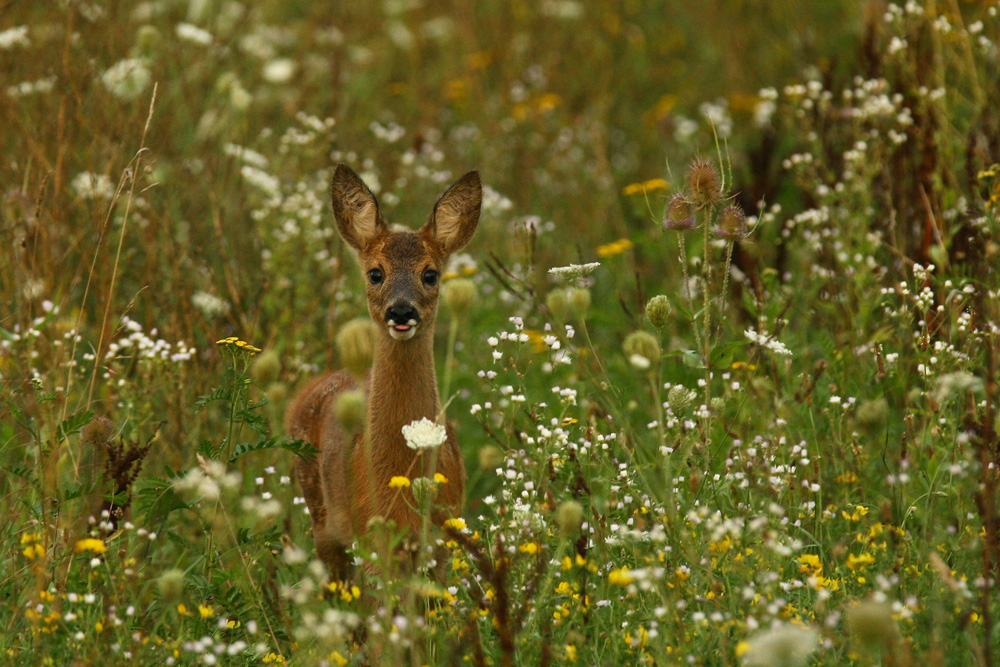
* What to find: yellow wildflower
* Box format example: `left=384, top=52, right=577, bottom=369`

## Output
left=177, top=604, right=189, bottom=616
left=74, top=538, right=107, bottom=554
left=443, top=517, right=467, bottom=531
left=198, top=604, right=213, bottom=619
left=846, top=552, right=876, bottom=571
left=608, top=568, right=634, bottom=586
left=519, top=542, right=539, bottom=555
left=434, top=472, right=448, bottom=484
left=388, top=476, right=410, bottom=489
left=622, top=178, right=669, bottom=196
left=596, top=238, right=634, bottom=258
left=797, top=554, right=822, bottom=575
left=564, top=644, right=578, bottom=662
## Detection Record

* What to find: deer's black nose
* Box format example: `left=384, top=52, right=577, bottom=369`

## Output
left=386, top=303, right=420, bottom=325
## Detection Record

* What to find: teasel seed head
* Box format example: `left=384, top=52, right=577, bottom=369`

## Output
left=714, top=204, right=747, bottom=240
left=663, top=194, right=696, bottom=231
left=686, top=158, right=722, bottom=206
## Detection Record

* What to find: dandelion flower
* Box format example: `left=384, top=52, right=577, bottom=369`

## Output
left=401, top=417, right=447, bottom=450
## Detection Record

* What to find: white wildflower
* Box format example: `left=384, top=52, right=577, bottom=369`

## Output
left=0, top=26, right=29, bottom=50
left=101, top=58, right=151, bottom=101
left=71, top=172, right=116, bottom=200
left=191, top=291, right=230, bottom=319
left=745, top=328, right=793, bottom=356
left=263, top=58, right=296, bottom=83
left=176, top=23, right=212, bottom=45
left=401, top=417, right=447, bottom=450
left=548, top=262, right=600, bottom=278
left=240, top=165, right=281, bottom=196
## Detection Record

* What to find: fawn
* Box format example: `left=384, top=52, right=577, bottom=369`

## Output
left=286, top=164, right=481, bottom=578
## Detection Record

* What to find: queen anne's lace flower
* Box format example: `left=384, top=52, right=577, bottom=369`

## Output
left=402, top=417, right=447, bottom=450
left=548, top=262, right=600, bottom=278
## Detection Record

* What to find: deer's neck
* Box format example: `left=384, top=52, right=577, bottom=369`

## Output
left=367, top=328, right=440, bottom=460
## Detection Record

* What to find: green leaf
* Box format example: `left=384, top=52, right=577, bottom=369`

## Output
left=57, top=410, right=94, bottom=443
left=194, top=386, right=231, bottom=413
left=228, top=436, right=318, bottom=463
left=709, top=341, right=746, bottom=369
left=135, top=477, right=189, bottom=522
left=679, top=349, right=704, bottom=369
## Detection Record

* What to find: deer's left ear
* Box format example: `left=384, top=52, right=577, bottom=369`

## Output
left=422, top=171, right=481, bottom=254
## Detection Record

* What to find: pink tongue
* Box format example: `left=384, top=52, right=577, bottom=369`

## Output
left=395, top=324, right=411, bottom=331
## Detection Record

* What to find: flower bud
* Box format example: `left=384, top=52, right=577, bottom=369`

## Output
left=854, top=398, right=887, bottom=435
left=568, top=288, right=591, bottom=320
left=556, top=500, right=584, bottom=536
left=411, top=477, right=438, bottom=508
left=250, top=349, right=281, bottom=385
left=645, top=295, right=671, bottom=329
left=714, top=205, right=747, bottom=240
left=546, top=289, right=569, bottom=321
left=667, top=385, right=692, bottom=410
left=663, top=194, right=695, bottom=231
left=442, top=278, right=478, bottom=318
left=334, top=389, right=366, bottom=431
left=136, top=25, right=161, bottom=54
left=336, top=318, right=376, bottom=377
left=623, top=331, right=660, bottom=368
left=686, top=158, right=722, bottom=206
left=157, top=569, right=185, bottom=601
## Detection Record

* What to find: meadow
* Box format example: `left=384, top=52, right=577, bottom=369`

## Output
left=2, top=0, right=1000, bottom=665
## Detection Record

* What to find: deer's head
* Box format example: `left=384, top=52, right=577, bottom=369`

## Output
left=332, top=164, right=481, bottom=342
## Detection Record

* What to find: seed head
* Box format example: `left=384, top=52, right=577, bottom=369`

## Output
left=81, top=415, right=114, bottom=446
left=442, top=278, right=478, bottom=318
left=741, top=623, right=819, bottom=667
left=334, top=389, right=366, bottom=431
left=714, top=204, right=747, bottom=240
left=663, top=194, right=696, bottom=231
left=336, top=318, right=376, bottom=377
left=846, top=600, right=898, bottom=652
left=686, top=158, right=722, bottom=206
left=250, top=349, right=281, bottom=385
left=667, top=385, right=693, bottom=410
left=556, top=500, right=584, bottom=536
left=546, top=289, right=569, bottom=321
left=568, top=287, right=591, bottom=320
left=645, top=295, right=672, bottom=329
left=156, top=569, right=185, bottom=601
left=623, top=331, right=661, bottom=368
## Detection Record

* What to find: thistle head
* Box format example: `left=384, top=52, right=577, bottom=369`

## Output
left=714, top=204, right=747, bottom=240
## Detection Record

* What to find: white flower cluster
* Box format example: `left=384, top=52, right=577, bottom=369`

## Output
left=71, top=172, right=116, bottom=200
left=101, top=58, right=151, bottom=101
left=744, top=328, right=793, bottom=356
left=0, top=25, right=29, bottom=50
left=401, top=417, right=447, bottom=450
left=548, top=262, right=600, bottom=278
left=102, top=316, right=196, bottom=363
left=174, top=459, right=240, bottom=501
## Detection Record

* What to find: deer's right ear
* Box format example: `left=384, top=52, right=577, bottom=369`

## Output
left=331, top=164, right=385, bottom=251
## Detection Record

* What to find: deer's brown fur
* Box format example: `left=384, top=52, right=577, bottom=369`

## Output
left=286, top=164, right=481, bottom=577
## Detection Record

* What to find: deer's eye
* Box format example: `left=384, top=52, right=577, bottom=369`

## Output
left=368, top=268, right=384, bottom=285
left=422, top=269, right=439, bottom=287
